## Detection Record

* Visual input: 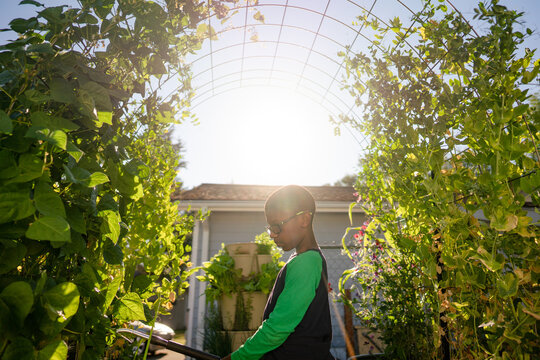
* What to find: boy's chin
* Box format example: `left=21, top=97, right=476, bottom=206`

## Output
left=279, top=244, right=294, bottom=252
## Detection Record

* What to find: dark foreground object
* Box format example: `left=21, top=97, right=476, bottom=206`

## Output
left=118, top=328, right=220, bottom=360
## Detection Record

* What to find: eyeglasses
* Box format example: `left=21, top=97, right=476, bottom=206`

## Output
left=265, top=210, right=312, bottom=235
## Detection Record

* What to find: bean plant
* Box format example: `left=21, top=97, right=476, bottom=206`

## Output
left=0, top=0, right=250, bottom=358
left=340, top=1, right=539, bottom=359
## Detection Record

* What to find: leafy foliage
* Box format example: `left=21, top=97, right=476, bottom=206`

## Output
left=197, top=233, right=285, bottom=302
left=0, top=0, right=245, bottom=358
left=339, top=1, right=539, bottom=359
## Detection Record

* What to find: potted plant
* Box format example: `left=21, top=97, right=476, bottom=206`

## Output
left=197, top=233, right=285, bottom=350
left=254, top=232, right=275, bottom=273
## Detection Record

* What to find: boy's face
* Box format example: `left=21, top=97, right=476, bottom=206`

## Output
left=265, top=208, right=306, bottom=252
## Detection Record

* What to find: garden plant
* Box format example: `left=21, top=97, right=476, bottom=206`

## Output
left=197, top=232, right=284, bottom=304
left=197, top=233, right=284, bottom=356
left=0, top=0, right=253, bottom=358
left=339, top=1, right=539, bottom=359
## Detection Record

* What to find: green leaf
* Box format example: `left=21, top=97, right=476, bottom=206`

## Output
left=0, top=281, right=34, bottom=324
left=20, top=0, right=43, bottom=6
left=66, top=141, right=84, bottom=162
left=497, top=272, right=518, bottom=298
left=107, top=160, right=143, bottom=200
left=37, top=340, right=67, bottom=360
left=0, top=149, right=19, bottom=180
left=41, top=282, right=80, bottom=333
left=2, top=337, right=35, bottom=360
left=38, top=6, right=66, bottom=24
left=103, top=240, right=123, bottom=264
left=34, top=181, right=66, bottom=218
left=94, top=0, right=114, bottom=19
left=125, top=159, right=150, bottom=178
left=63, top=166, right=109, bottom=187
left=25, top=126, right=67, bottom=150
left=522, top=68, right=539, bottom=84
left=50, top=77, right=76, bottom=104
left=0, top=70, right=15, bottom=86
left=520, top=170, right=540, bottom=193
left=155, top=110, right=176, bottom=124
left=148, top=54, right=166, bottom=75
left=471, top=247, right=505, bottom=272
left=7, top=153, right=43, bottom=183
left=81, top=81, right=112, bottom=111
left=73, top=263, right=100, bottom=297
left=3, top=126, right=33, bottom=153
left=115, top=292, right=146, bottom=321
left=196, top=23, right=209, bottom=36
left=0, top=184, right=34, bottom=224
left=490, top=213, right=518, bottom=232
left=24, top=89, right=50, bottom=103
left=0, top=242, right=27, bottom=274
left=26, top=216, right=71, bottom=243
left=31, top=111, right=79, bottom=132
left=66, top=206, right=86, bottom=234
left=34, top=271, right=47, bottom=295
left=103, top=273, right=123, bottom=311
left=9, top=17, right=38, bottom=33
left=97, top=111, right=112, bottom=125
left=27, top=43, right=54, bottom=54
left=76, top=89, right=98, bottom=121
left=99, top=210, right=120, bottom=243
left=0, top=109, right=13, bottom=134
left=85, top=172, right=109, bottom=187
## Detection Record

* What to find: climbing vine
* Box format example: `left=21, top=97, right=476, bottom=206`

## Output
left=340, top=0, right=539, bottom=359
left=0, top=0, right=248, bottom=358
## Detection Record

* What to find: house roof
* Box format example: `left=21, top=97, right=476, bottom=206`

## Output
left=173, top=183, right=360, bottom=212
left=173, top=183, right=357, bottom=202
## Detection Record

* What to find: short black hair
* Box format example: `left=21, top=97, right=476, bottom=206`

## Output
left=264, top=185, right=316, bottom=217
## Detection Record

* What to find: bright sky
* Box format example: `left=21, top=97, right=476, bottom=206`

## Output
left=2, top=0, right=539, bottom=189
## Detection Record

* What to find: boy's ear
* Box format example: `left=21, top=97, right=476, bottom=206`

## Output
left=299, top=212, right=312, bottom=228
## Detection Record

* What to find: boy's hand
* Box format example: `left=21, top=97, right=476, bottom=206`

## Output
left=221, top=355, right=232, bottom=360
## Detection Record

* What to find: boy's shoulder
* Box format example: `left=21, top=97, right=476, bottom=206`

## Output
left=288, top=249, right=322, bottom=268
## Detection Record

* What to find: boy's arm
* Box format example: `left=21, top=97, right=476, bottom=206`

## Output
left=231, top=251, right=322, bottom=360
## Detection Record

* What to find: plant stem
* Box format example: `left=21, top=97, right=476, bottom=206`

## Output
left=142, top=294, right=162, bottom=360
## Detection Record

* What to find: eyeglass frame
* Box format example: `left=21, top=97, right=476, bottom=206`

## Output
left=265, top=210, right=312, bottom=235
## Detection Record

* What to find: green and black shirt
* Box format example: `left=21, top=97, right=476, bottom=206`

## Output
left=231, top=249, right=334, bottom=360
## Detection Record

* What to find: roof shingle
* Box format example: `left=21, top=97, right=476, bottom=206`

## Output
left=173, top=183, right=356, bottom=202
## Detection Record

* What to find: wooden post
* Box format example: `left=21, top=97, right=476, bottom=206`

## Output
left=344, top=289, right=357, bottom=357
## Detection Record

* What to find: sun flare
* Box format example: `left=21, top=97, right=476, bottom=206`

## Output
left=175, top=86, right=361, bottom=187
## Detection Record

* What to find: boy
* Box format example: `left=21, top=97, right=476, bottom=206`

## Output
left=222, top=185, right=335, bottom=360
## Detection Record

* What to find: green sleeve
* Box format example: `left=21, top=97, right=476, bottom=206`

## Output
left=231, top=251, right=322, bottom=360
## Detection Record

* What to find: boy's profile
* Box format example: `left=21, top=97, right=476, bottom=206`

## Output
left=222, top=185, right=335, bottom=360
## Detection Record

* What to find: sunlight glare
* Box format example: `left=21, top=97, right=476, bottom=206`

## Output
left=175, top=86, right=361, bottom=188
